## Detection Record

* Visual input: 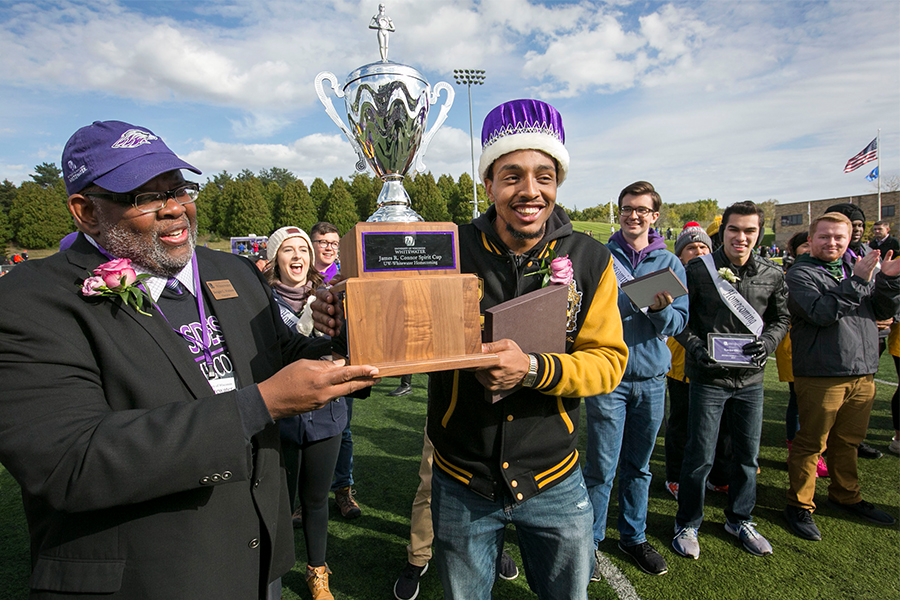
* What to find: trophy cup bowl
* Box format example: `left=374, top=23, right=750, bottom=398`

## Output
left=315, top=61, right=453, bottom=222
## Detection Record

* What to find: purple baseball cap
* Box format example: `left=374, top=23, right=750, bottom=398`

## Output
left=61, top=120, right=201, bottom=196
left=478, top=99, right=569, bottom=186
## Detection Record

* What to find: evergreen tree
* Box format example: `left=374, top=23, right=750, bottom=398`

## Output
left=263, top=182, right=282, bottom=227
left=30, top=162, right=63, bottom=188
left=323, top=178, right=359, bottom=235
left=278, top=179, right=318, bottom=232
left=209, top=171, right=234, bottom=235
left=310, top=177, right=330, bottom=220
left=349, top=172, right=378, bottom=220
left=412, top=172, right=449, bottom=222
left=436, top=174, right=456, bottom=209
left=194, top=180, right=221, bottom=235
left=0, top=179, right=17, bottom=244
left=258, top=167, right=296, bottom=189
left=451, top=172, right=482, bottom=225
left=12, top=180, right=71, bottom=249
left=221, top=179, right=272, bottom=238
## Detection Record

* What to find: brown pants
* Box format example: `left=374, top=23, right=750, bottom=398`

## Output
left=407, top=425, right=435, bottom=567
left=787, top=375, right=875, bottom=511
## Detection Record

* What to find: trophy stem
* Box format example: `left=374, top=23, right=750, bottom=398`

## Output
left=367, top=177, right=423, bottom=222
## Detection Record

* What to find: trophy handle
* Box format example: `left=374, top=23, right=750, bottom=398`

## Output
left=415, top=81, right=455, bottom=173
left=314, top=71, right=368, bottom=172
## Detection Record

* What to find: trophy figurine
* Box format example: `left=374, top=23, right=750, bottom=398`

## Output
left=310, top=4, right=497, bottom=377
left=315, top=4, right=454, bottom=222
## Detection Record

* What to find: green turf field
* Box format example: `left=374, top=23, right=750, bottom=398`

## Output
left=1, top=351, right=897, bottom=599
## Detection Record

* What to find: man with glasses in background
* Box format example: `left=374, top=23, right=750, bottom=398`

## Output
left=585, top=181, right=688, bottom=579
left=0, top=120, right=377, bottom=599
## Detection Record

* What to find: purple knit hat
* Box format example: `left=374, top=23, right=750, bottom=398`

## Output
left=478, top=99, right=569, bottom=186
left=62, top=120, right=200, bottom=196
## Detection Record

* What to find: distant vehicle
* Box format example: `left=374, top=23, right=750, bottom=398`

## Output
left=230, top=235, right=268, bottom=255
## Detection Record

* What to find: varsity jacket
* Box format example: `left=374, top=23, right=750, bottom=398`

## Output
left=676, top=247, right=789, bottom=388
left=427, top=205, right=628, bottom=503
left=787, top=254, right=900, bottom=377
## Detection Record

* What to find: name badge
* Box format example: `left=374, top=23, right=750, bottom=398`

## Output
left=208, top=375, right=237, bottom=394
left=206, top=280, right=238, bottom=300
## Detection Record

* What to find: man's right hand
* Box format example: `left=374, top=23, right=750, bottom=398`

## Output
left=258, top=359, right=378, bottom=420
left=310, top=288, right=344, bottom=337
left=853, top=249, right=881, bottom=282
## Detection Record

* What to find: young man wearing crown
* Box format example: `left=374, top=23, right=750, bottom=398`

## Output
left=314, top=99, right=627, bottom=599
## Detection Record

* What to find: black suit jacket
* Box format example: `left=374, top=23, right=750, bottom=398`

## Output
left=0, top=234, right=326, bottom=598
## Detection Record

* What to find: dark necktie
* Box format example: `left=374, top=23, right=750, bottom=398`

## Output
left=166, top=277, right=185, bottom=296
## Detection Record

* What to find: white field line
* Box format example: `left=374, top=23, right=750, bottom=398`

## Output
left=594, top=551, right=643, bottom=600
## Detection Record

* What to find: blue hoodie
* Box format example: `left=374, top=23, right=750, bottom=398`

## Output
left=607, top=229, right=689, bottom=380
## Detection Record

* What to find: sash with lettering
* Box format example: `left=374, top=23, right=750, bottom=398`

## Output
left=700, top=253, right=764, bottom=336
left=611, top=254, right=666, bottom=339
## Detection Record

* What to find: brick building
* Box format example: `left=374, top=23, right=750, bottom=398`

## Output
left=772, top=190, right=899, bottom=248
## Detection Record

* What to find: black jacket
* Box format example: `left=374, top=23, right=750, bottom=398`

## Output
left=0, top=235, right=324, bottom=598
left=676, top=247, right=789, bottom=387
left=787, top=255, right=900, bottom=377
left=427, top=206, right=627, bottom=502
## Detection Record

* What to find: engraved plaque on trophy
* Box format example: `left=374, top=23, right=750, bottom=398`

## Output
left=315, top=5, right=497, bottom=376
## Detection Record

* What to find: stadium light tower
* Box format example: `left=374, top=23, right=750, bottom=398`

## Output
left=453, top=69, right=486, bottom=220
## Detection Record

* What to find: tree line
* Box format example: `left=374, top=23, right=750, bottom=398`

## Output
left=0, top=162, right=748, bottom=250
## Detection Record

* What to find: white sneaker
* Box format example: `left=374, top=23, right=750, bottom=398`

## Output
left=725, top=520, right=773, bottom=556
left=672, top=525, right=700, bottom=559
left=888, top=438, right=900, bottom=456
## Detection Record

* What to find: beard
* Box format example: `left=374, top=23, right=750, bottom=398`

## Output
left=505, top=222, right=546, bottom=241
left=95, top=205, right=197, bottom=277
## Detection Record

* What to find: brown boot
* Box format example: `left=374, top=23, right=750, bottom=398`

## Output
left=306, top=564, right=333, bottom=600
left=334, top=486, right=361, bottom=519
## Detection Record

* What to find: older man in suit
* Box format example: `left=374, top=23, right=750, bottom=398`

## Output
left=0, top=121, right=377, bottom=599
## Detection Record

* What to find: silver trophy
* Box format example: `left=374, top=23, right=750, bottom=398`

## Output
left=314, top=4, right=454, bottom=222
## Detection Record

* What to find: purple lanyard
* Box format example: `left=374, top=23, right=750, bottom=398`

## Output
left=96, top=246, right=214, bottom=370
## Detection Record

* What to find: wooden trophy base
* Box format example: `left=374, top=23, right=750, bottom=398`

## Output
left=331, top=273, right=498, bottom=377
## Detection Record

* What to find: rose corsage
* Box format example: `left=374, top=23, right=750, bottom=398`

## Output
left=80, top=258, right=155, bottom=316
left=527, top=248, right=574, bottom=288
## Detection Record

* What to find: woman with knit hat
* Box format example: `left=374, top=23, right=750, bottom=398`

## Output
left=266, top=225, right=347, bottom=600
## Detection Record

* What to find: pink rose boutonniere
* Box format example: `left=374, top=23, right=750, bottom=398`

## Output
left=527, top=247, right=574, bottom=288
left=80, top=258, right=154, bottom=316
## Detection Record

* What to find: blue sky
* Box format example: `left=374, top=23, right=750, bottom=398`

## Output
left=1, top=0, right=897, bottom=211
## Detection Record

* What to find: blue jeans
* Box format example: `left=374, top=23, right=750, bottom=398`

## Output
left=583, top=375, right=666, bottom=546
left=432, top=468, right=593, bottom=600
left=676, top=382, right=763, bottom=528
left=330, top=397, right=354, bottom=491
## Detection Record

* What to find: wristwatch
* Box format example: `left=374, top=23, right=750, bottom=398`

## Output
left=521, top=353, right=538, bottom=388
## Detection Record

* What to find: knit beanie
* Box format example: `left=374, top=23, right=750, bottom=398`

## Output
left=674, top=222, right=713, bottom=257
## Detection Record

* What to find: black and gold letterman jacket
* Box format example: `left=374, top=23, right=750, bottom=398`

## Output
left=427, top=205, right=628, bottom=502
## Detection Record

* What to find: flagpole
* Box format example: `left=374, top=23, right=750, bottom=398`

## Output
left=877, top=129, right=881, bottom=219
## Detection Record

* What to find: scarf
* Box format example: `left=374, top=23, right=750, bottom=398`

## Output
left=273, top=281, right=313, bottom=314
left=794, top=253, right=845, bottom=281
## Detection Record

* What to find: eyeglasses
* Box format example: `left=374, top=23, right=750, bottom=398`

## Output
left=312, top=240, right=340, bottom=249
left=620, top=206, right=655, bottom=216
left=87, top=182, right=200, bottom=213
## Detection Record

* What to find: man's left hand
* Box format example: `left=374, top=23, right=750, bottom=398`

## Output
left=648, top=291, right=674, bottom=312
left=476, top=339, right=530, bottom=391
left=742, top=340, right=768, bottom=365
left=879, top=250, right=900, bottom=277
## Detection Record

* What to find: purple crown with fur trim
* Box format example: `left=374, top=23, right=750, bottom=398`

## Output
left=62, top=120, right=200, bottom=196
left=478, top=99, right=569, bottom=185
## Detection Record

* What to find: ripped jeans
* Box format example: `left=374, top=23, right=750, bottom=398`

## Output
left=432, top=468, right=593, bottom=600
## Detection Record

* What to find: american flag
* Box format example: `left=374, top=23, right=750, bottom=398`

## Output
left=844, top=138, right=877, bottom=173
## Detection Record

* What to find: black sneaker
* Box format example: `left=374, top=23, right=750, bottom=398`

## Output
left=497, top=550, right=519, bottom=580
left=388, top=382, right=413, bottom=397
left=784, top=505, right=821, bottom=541
left=590, top=549, right=603, bottom=582
left=827, top=498, right=896, bottom=525
left=394, top=562, right=428, bottom=600
left=857, top=441, right=883, bottom=459
left=618, top=541, right=668, bottom=575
